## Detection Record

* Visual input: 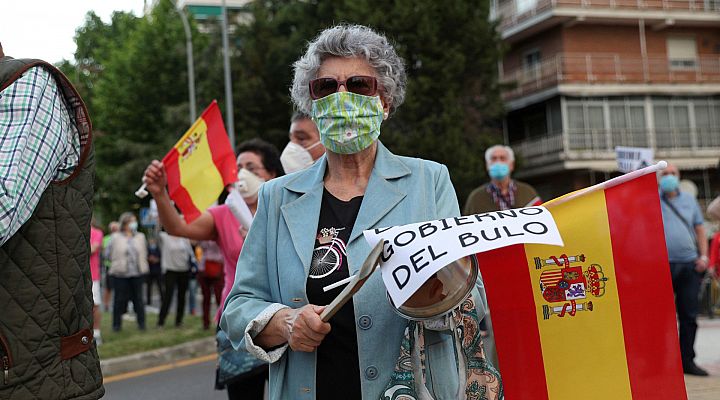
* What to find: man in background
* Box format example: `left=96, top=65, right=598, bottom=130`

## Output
left=279, top=111, right=325, bottom=173
left=463, top=144, right=542, bottom=371
left=659, top=163, right=710, bottom=376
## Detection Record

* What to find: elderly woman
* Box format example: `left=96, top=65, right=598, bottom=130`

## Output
left=220, top=25, right=500, bottom=400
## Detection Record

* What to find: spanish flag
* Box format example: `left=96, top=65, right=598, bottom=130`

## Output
left=163, top=101, right=237, bottom=223
left=477, top=162, right=686, bottom=400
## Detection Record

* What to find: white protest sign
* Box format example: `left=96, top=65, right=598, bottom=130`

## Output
left=363, top=206, right=563, bottom=307
left=616, top=146, right=654, bottom=173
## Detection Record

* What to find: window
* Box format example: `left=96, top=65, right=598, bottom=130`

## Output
left=516, top=0, right=537, bottom=13
left=667, top=37, right=697, bottom=70
left=522, top=49, right=542, bottom=83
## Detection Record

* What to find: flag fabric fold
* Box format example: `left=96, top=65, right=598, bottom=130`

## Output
left=477, top=163, right=686, bottom=400
left=163, top=101, right=237, bottom=223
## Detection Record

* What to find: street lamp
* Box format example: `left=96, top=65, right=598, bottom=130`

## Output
left=174, top=1, right=197, bottom=123
left=221, top=0, right=235, bottom=150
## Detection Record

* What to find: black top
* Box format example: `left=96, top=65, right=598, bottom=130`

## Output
left=307, top=189, right=363, bottom=400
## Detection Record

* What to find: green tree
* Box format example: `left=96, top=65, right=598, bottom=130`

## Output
left=64, top=0, right=208, bottom=222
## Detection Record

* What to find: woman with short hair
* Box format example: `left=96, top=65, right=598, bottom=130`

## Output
left=220, top=24, right=501, bottom=400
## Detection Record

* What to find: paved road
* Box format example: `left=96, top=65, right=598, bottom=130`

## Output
left=687, top=317, right=720, bottom=400
left=103, top=358, right=227, bottom=400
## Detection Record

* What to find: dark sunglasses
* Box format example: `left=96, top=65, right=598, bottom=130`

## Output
left=309, top=75, right=378, bottom=100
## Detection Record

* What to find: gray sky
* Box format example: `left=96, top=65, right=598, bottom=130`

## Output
left=1, top=1, right=146, bottom=64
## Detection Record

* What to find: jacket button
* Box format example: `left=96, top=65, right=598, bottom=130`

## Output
left=81, top=336, right=89, bottom=345
left=301, top=387, right=311, bottom=393
left=365, top=365, right=378, bottom=380
left=357, top=315, right=372, bottom=330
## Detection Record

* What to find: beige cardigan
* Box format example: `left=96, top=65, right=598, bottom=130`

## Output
left=107, top=231, right=149, bottom=276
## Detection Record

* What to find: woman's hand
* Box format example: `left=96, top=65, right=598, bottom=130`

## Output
left=285, top=305, right=331, bottom=352
left=258, top=305, right=331, bottom=352
left=142, top=160, right=167, bottom=196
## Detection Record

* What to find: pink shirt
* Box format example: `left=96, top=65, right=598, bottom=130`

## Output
left=207, top=205, right=245, bottom=321
left=89, top=227, right=103, bottom=281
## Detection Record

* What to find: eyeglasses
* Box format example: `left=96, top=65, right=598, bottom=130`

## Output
left=309, top=75, right=378, bottom=100
left=239, top=163, right=266, bottom=175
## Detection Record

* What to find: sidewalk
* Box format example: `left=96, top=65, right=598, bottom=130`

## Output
left=100, top=317, right=720, bottom=398
left=101, top=337, right=215, bottom=377
left=687, top=317, right=720, bottom=400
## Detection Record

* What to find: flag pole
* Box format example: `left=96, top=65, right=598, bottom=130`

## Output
left=135, top=183, right=148, bottom=199
left=546, top=161, right=667, bottom=208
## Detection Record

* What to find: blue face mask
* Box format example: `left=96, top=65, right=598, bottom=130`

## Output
left=659, top=174, right=679, bottom=193
left=129, top=222, right=139, bottom=232
left=488, top=162, right=510, bottom=180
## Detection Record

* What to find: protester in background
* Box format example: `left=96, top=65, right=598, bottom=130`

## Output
left=90, top=219, right=105, bottom=345
left=187, top=244, right=199, bottom=317
left=198, top=240, right=225, bottom=330
left=0, top=44, right=104, bottom=399
left=464, top=145, right=541, bottom=212
left=107, top=212, right=148, bottom=332
left=463, top=144, right=541, bottom=369
left=157, top=229, right=195, bottom=328
left=103, top=221, right=120, bottom=311
left=659, top=164, right=710, bottom=376
left=280, top=111, right=325, bottom=173
left=709, top=194, right=720, bottom=278
left=146, top=237, right=163, bottom=306
left=220, top=25, right=499, bottom=400
left=142, top=138, right=284, bottom=399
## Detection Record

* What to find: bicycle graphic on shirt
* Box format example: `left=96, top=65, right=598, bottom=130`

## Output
left=309, top=227, right=347, bottom=279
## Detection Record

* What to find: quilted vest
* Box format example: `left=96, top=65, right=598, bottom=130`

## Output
left=0, top=56, right=104, bottom=399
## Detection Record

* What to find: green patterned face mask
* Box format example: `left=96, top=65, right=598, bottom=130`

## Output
left=311, top=91, right=384, bottom=154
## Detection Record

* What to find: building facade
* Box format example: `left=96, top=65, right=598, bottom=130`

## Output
left=492, top=0, right=720, bottom=204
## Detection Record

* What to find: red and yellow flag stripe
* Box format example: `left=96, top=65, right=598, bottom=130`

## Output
left=163, top=101, right=237, bottom=223
left=477, top=171, right=685, bottom=400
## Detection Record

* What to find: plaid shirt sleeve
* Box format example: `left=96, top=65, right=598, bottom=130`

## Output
left=0, top=66, right=80, bottom=246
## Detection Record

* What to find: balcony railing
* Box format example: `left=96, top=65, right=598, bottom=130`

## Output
left=496, top=0, right=720, bottom=32
left=512, top=128, right=720, bottom=162
left=502, top=53, right=720, bottom=100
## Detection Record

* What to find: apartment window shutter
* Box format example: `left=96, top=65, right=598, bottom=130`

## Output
left=667, top=37, right=697, bottom=69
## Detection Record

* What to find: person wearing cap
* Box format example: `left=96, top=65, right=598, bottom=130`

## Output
left=220, top=24, right=501, bottom=400
left=280, top=111, right=326, bottom=174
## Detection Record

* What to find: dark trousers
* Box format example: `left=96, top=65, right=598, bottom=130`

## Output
left=146, top=270, right=164, bottom=305
left=198, top=272, right=224, bottom=329
left=112, top=276, right=146, bottom=331
left=226, top=367, right=267, bottom=400
left=670, top=261, right=702, bottom=365
left=158, top=270, right=189, bottom=327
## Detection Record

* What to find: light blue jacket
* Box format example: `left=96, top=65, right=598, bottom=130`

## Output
left=221, top=142, right=485, bottom=399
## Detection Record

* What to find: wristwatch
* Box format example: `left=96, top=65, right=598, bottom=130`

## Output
left=699, top=255, right=709, bottom=262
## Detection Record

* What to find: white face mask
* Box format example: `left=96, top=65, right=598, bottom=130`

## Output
left=280, top=141, right=320, bottom=174
left=235, top=168, right=265, bottom=199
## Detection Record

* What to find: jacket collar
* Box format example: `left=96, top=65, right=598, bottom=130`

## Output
left=280, top=141, right=411, bottom=275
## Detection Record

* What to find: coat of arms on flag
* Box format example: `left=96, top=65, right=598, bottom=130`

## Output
left=162, top=101, right=237, bottom=222
left=477, top=162, right=687, bottom=400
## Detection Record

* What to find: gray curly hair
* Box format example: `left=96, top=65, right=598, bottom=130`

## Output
left=290, top=24, right=407, bottom=115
